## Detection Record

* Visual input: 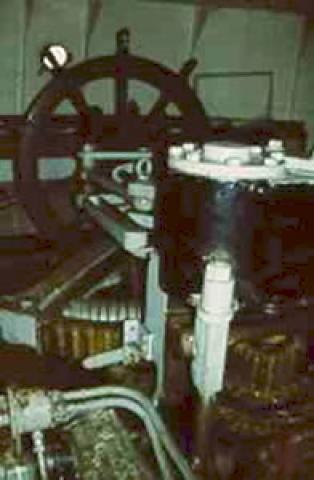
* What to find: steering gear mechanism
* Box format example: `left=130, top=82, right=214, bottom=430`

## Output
left=5, top=26, right=314, bottom=480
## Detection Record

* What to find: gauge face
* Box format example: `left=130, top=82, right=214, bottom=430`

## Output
left=41, top=44, right=71, bottom=72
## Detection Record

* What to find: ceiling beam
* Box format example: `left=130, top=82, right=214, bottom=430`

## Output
left=190, top=1, right=216, bottom=53
left=144, top=0, right=314, bottom=16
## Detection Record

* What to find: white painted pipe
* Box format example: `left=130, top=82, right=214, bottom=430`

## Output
left=192, top=257, right=235, bottom=403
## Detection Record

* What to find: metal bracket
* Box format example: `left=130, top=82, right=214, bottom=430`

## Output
left=143, top=251, right=168, bottom=402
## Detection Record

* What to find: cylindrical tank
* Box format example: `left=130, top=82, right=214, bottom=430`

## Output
left=155, top=175, right=259, bottom=296
left=155, top=143, right=314, bottom=298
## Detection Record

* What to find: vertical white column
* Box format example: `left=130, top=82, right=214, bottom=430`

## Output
left=192, top=256, right=235, bottom=403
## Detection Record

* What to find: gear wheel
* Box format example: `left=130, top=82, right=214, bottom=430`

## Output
left=228, top=333, right=300, bottom=402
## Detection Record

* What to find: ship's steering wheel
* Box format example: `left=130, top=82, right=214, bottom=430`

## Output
left=15, top=34, right=209, bottom=245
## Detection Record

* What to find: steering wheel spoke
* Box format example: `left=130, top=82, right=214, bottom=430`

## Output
left=67, top=88, right=91, bottom=117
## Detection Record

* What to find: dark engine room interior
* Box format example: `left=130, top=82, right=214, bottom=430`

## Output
left=0, top=0, right=314, bottom=478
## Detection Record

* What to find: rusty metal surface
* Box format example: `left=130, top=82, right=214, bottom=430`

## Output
left=69, top=409, right=155, bottom=480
